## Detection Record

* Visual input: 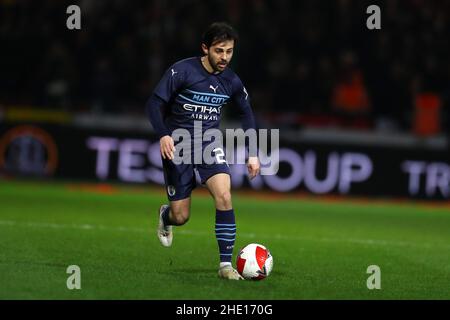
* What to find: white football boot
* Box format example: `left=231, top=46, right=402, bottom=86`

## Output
left=157, top=204, right=173, bottom=247
left=218, top=265, right=244, bottom=280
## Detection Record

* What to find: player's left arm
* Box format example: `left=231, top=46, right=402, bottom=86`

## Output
left=232, top=77, right=260, bottom=179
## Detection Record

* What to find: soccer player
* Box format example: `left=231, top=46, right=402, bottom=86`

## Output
left=146, top=22, right=260, bottom=280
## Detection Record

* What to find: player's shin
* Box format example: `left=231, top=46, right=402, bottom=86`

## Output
left=215, top=208, right=236, bottom=268
left=161, top=205, right=172, bottom=226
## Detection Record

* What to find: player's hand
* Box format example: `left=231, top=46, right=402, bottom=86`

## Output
left=160, top=135, right=176, bottom=160
left=247, top=156, right=260, bottom=180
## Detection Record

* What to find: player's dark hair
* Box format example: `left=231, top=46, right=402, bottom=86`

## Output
left=202, top=22, right=239, bottom=48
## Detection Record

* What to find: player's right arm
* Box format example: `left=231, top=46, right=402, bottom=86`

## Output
left=145, top=63, right=185, bottom=160
left=159, top=135, right=175, bottom=160
left=145, top=94, right=175, bottom=160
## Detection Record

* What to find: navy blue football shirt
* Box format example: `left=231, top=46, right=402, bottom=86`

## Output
left=146, top=57, right=256, bottom=139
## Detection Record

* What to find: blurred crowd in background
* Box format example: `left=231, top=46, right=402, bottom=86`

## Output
left=1, top=0, right=449, bottom=135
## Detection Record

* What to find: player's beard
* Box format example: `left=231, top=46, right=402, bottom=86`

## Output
left=209, top=55, right=227, bottom=73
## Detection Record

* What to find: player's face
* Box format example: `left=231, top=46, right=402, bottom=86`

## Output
left=203, top=40, right=234, bottom=72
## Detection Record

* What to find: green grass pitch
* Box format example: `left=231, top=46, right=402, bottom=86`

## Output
left=0, top=180, right=449, bottom=299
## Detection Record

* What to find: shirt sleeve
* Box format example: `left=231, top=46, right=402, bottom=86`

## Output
left=145, top=64, right=185, bottom=138
left=153, top=64, right=185, bottom=103
left=232, top=76, right=258, bottom=157
left=145, top=94, right=171, bottom=139
left=232, top=76, right=256, bottom=131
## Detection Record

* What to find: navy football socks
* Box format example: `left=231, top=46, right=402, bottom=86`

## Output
left=161, top=205, right=172, bottom=226
left=215, top=209, right=236, bottom=265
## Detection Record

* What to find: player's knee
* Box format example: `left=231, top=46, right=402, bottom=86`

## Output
left=170, top=207, right=190, bottom=225
left=214, top=191, right=232, bottom=209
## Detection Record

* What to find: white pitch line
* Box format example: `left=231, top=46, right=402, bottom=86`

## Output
left=0, top=219, right=448, bottom=250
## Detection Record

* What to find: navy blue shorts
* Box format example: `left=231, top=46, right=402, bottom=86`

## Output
left=162, top=149, right=230, bottom=201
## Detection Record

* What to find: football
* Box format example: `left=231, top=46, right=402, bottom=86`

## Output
left=236, top=243, right=273, bottom=280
